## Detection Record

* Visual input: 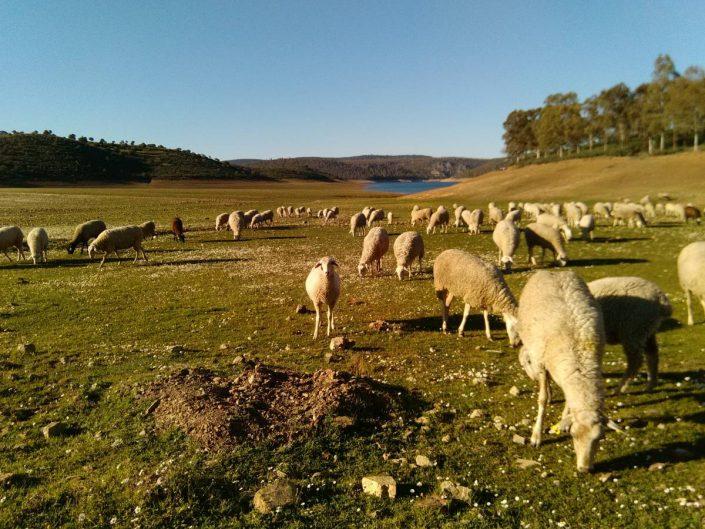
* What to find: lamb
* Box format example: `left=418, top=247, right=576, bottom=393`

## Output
left=215, top=213, right=230, bottom=231
left=517, top=270, right=605, bottom=472
left=367, top=209, right=385, bottom=227
left=140, top=221, right=157, bottom=239
left=578, top=214, right=595, bottom=240
left=88, top=226, right=147, bottom=268
left=433, top=249, right=519, bottom=343
left=677, top=241, right=705, bottom=325
left=387, top=211, right=393, bottom=225
left=171, top=217, right=185, bottom=243
left=411, top=206, right=433, bottom=226
left=349, top=213, right=366, bottom=237
left=393, top=231, right=424, bottom=280
left=426, top=206, right=450, bottom=234
left=536, top=213, right=572, bottom=241
left=524, top=223, right=568, bottom=267
left=67, top=219, right=107, bottom=254
left=461, top=208, right=483, bottom=235
left=454, top=205, right=466, bottom=227
left=358, top=227, right=389, bottom=277
left=488, top=202, right=504, bottom=225
left=304, top=256, right=341, bottom=340
left=228, top=211, right=245, bottom=240
left=587, top=276, right=671, bottom=393
left=0, top=226, right=26, bottom=261
left=492, top=218, right=520, bottom=272
left=27, top=227, right=49, bottom=264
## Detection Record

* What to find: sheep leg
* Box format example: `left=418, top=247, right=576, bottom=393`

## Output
left=645, top=334, right=659, bottom=391
left=18, top=247, right=26, bottom=260
left=685, top=290, right=694, bottom=325
left=326, top=307, right=333, bottom=336
left=528, top=245, right=535, bottom=266
left=99, top=254, right=107, bottom=268
left=483, top=310, right=494, bottom=341
left=3, top=250, right=12, bottom=262
left=437, top=291, right=452, bottom=333
left=531, top=370, right=549, bottom=447
left=617, top=344, right=644, bottom=394
left=558, top=402, right=572, bottom=432
left=458, top=304, right=471, bottom=337
left=312, top=305, right=321, bottom=340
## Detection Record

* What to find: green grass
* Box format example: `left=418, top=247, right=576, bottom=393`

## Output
left=0, top=183, right=703, bottom=528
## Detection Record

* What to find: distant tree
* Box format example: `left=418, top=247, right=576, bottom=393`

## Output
left=668, top=71, right=705, bottom=151
left=78, top=136, right=87, bottom=142
left=503, top=109, right=538, bottom=160
left=68, top=133, right=76, bottom=140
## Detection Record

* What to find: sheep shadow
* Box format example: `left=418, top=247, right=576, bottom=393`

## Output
left=251, top=235, right=307, bottom=241
left=596, top=436, right=705, bottom=472
left=391, top=313, right=507, bottom=333
left=147, top=257, right=249, bottom=267
left=568, top=257, right=649, bottom=267
left=1, top=258, right=95, bottom=269
left=591, top=236, right=652, bottom=243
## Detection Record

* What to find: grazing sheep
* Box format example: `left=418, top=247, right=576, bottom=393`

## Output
left=88, top=226, right=147, bottom=268
left=228, top=211, right=245, bottom=240
left=67, top=219, right=107, bottom=254
left=454, top=205, right=466, bottom=227
left=593, top=202, right=612, bottom=219
left=612, top=204, right=646, bottom=227
left=358, top=227, right=389, bottom=277
left=305, top=256, right=341, bottom=340
left=243, top=210, right=259, bottom=224
left=492, top=219, right=520, bottom=272
left=411, top=206, right=433, bottom=226
left=505, top=208, right=522, bottom=223
left=564, top=203, right=582, bottom=227
left=677, top=242, right=705, bottom=325
left=550, top=203, right=562, bottom=217
left=276, top=206, right=286, bottom=218
left=260, top=210, right=274, bottom=224
left=387, top=211, right=393, bottom=225
left=362, top=206, right=373, bottom=220
left=393, top=231, right=424, bottom=280
left=250, top=213, right=266, bottom=229
left=0, top=226, right=26, bottom=261
left=587, top=276, right=671, bottom=393
left=426, top=206, right=450, bottom=234
left=140, top=221, right=157, bottom=239
left=685, top=205, right=702, bottom=223
left=517, top=270, right=605, bottom=472
left=433, top=249, right=519, bottom=343
left=286, top=206, right=294, bottom=217
left=524, top=223, right=568, bottom=267
left=215, top=213, right=230, bottom=231
left=536, top=213, right=572, bottom=241
left=367, top=209, right=385, bottom=227
left=461, top=208, right=484, bottom=235
left=171, top=217, right=185, bottom=243
left=524, top=203, right=542, bottom=220
left=27, top=227, right=49, bottom=264
left=323, top=209, right=338, bottom=224
left=488, top=202, right=504, bottom=225
left=578, top=214, right=595, bottom=240
left=349, top=213, right=366, bottom=237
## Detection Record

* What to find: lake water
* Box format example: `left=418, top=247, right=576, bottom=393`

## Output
left=364, top=180, right=456, bottom=194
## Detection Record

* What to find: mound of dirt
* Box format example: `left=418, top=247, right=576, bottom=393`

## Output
left=143, top=364, right=402, bottom=450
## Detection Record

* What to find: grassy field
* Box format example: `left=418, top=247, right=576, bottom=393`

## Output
left=0, top=181, right=704, bottom=528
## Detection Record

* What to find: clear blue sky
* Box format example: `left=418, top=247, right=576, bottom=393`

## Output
left=2, top=1, right=704, bottom=159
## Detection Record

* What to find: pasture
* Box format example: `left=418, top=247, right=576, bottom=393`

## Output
left=0, top=182, right=703, bottom=528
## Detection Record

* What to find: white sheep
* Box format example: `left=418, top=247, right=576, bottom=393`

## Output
left=349, top=213, right=366, bottom=237
left=517, top=270, right=605, bottom=472
left=387, top=211, right=394, bottom=225
left=305, top=256, right=340, bottom=340
left=67, top=219, right=106, bottom=254
left=593, top=202, right=612, bottom=219
left=587, top=276, right=671, bottom=393
left=410, top=206, right=433, bottom=226
left=358, top=227, right=389, bottom=276
left=578, top=214, right=595, bottom=240
left=215, top=213, right=230, bottom=231
left=323, top=209, right=338, bottom=224
left=612, top=203, right=646, bottom=227
left=393, top=231, right=424, bottom=280
left=454, top=205, right=466, bottom=227
left=504, top=208, right=522, bottom=223
left=524, top=223, right=568, bottom=267
left=536, top=213, right=572, bottom=241
left=433, top=249, right=519, bottom=343
left=677, top=241, right=705, bottom=325
left=243, top=210, right=259, bottom=224
left=367, top=209, right=385, bottom=227
left=461, top=209, right=483, bottom=235
left=249, top=213, right=266, bottom=229
left=228, top=211, right=245, bottom=240
left=488, top=202, right=504, bottom=225
left=492, top=218, right=520, bottom=271
left=426, top=206, right=449, bottom=234
left=27, top=227, right=49, bottom=265
left=0, top=226, right=26, bottom=261
left=88, top=226, right=147, bottom=268
left=564, top=202, right=582, bottom=227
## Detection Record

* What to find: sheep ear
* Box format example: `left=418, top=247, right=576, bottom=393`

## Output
left=329, top=258, right=339, bottom=267
left=314, top=261, right=323, bottom=269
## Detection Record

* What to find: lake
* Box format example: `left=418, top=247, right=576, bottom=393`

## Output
left=363, top=180, right=457, bottom=194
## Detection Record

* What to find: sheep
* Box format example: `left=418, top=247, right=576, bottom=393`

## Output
left=306, top=207, right=312, bottom=217
left=536, top=213, right=572, bottom=241
left=0, top=226, right=26, bottom=261
left=665, top=202, right=686, bottom=222
left=492, top=218, right=520, bottom=272
left=524, top=223, right=568, bottom=267
left=426, top=206, right=450, bottom=234
left=88, top=226, right=147, bottom=268
left=358, top=227, right=389, bottom=277
left=67, top=219, right=107, bottom=254
left=678, top=241, right=705, bottom=325
left=286, top=206, right=294, bottom=217
left=454, top=205, right=466, bottom=227
left=362, top=206, right=373, bottom=219
left=305, top=256, right=340, bottom=340
left=393, top=231, right=424, bottom=280
left=349, top=213, right=366, bottom=237
left=387, top=211, right=393, bottom=225
left=323, top=209, right=338, bottom=224
left=564, top=203, right=582, bottom=227
left=517, top=270, right=605, bottom=472
left=171, top=217, right=185, bottom=243
left=612, top=204, right=646, bottom=227
left=550, top=203, right=562, bottom=217
left=27, top=227, right=49, bottom=264
left=411, top=206, right=433, bottom=226
left=575, top=202, right=589, bottom=215
left=260, top=210, right=274, bottom=224
left=228, top=211, right=245, bottom=240
left=587, top=276, right=671, bottom=393
left=504, top=208, right=522, bottom=223
left=250, top=213, right=266, bottom=229
left=507, top=201, right=518, bottom=212
left=685, top=205, right=702, bottom=223
left=593, top=202, right=612, bottom=219
left=578, top=214, right=595, bottom=240
left=433, top=249, right=519, bottom=343
left=140, top=221, right=157, bottom=239
left=488, top=202, right=504, bottom=225
left=330, top=206, right=339, bottom=215
left=367, top=209, right=385, bottom=227
left=243, top=210, right=259, bottom=224
left=461, top=209, right=483, bottom=235
left=215, top=213, right=230, bottom=231
left=276, top=206, right=286, bottom=218
left=524, top=202, right=542, bottom=220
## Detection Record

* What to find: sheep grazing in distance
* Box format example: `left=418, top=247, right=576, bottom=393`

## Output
left=492, top=218, right=520, bottom=272
left=358, top=227, right=389, bottom=277
left=387, top=211, right=393, bottom=225
left=427, top=206, right=450, bottom=234
left=0, top=226, right=26, bottom=261
left=488, top=202, right=504, bottom=225
left=323, top=209, right=338, bottom=224
left=367, top=209, right=385, bottom=227
left=276, top=206, right=286, bottom=218
left=462, top=209, right=483, bottom=235
left=67, top=219, right=107, bottom=254
left=305, top=256, right=340, bottom=340
left=454, top=205, right=466, bottom=227
left=243, top=210, right=259, bottom=224
left=433, top=249, right=519, bottom=344
left=140, top=221, right=157, bottom=239
left=411, top=206, right=433, bottom=226
left=612, top=204, right=647, bottom=227
left=524, top=203, right=542, bottom=220
left=27, top=227, right=49, bottom=264
left=517, top=270, right=605, bottom=472
left=536, top=213, right=572, bottom=241
left=349, top=213, right=366, bottom=237
left=286, top=206, right=294, bottom=217
left=678, top=241, right=705, bottom=325
left=393, top=231, right=424, bottom=280
left=171, top=217, right=185, bottom=243
left=362, top=206, right=373, bottom=219
left=88, top=226, right=147, bottom=268
left=504, top=208, right=522, bottom=223
left=525, top=223, right=568, bottom=267
left=685, top=205, right=702, bottom=223
left=260, top=210, right=274, bottom=224
left=564, top=203, right=582, bottom=227
left=578, top=214, right=595, bottom=240
left=588, top=276, right=671, bottom=393
left=249, top=213, right=266, bottom=229
left=215, top=213, right=230, bottom=231
left=593, top=202, right=612, bottom=219
left=228, top=211, right=245, bottom=240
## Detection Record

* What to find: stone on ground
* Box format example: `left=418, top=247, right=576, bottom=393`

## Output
left=361, top=475, right=396, bottom=499
left=253, top=479, right=297, bottom=513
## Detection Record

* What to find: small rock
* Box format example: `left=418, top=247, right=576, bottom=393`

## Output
left=166, top=345, right=184, bottom=354
left=17, top=343, right=35, bottom=354
left=509, top=386, right=520, bottom=396
left=41, top=421, right=66, bottom=439
left=232, top=355, right=244, bottom=364
left=512, top=434, right=527, bottom=445
left=415, top=416, right=431, bottom=425
left=440, top=480, right=472, bottom=503
left=648, top=462, right=667, bottom=472
left=516, top=458, right=540, bottom=469
left=332, top=416, right=354, bottom=428
left=656, top=423, right=666, bottom=430
left=329, top=336, right=354, bottom=351
left=219, top=343, right=229, bottom=351
left=324, top=352, right=341, bottom=363
left=441, top=434, right=451, bottom=443
left=598, top=472, right=614, bottom=483
left=469, top=409, right=485, bottom=419
left=361, top=475, right=396, bottom=499
left=368, top=320, right=390, bottom=332
left=415, top=455, right=433, bottom=467
left=253, top=479, right=298, bottom=513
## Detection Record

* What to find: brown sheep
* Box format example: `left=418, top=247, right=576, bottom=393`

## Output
left=171, top=217, right=185, bottom=243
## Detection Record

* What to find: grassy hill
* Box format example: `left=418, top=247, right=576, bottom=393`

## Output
left=416, top=152, right=705, bottom=203
left=0, top=132, right=263, bottom=185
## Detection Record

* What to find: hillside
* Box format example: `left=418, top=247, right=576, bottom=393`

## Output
left=232, top=155, right=504, bottom=181
left=416, top=152, right=705, bottom=203
left=0, top=132, right=262, bottom=185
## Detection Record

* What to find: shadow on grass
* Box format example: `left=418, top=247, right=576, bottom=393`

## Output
left=591, top=236, right=652, bottom=243
left=568, top=257, right=649, bottom=267
left=597, top=435, right=705, bottom=472
left=147, top=257, right=249, bottom=267
left=391, top=313, right=508, bottom=333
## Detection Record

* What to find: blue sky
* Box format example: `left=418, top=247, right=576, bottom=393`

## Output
left=2, top=1, right=704, bottom=159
